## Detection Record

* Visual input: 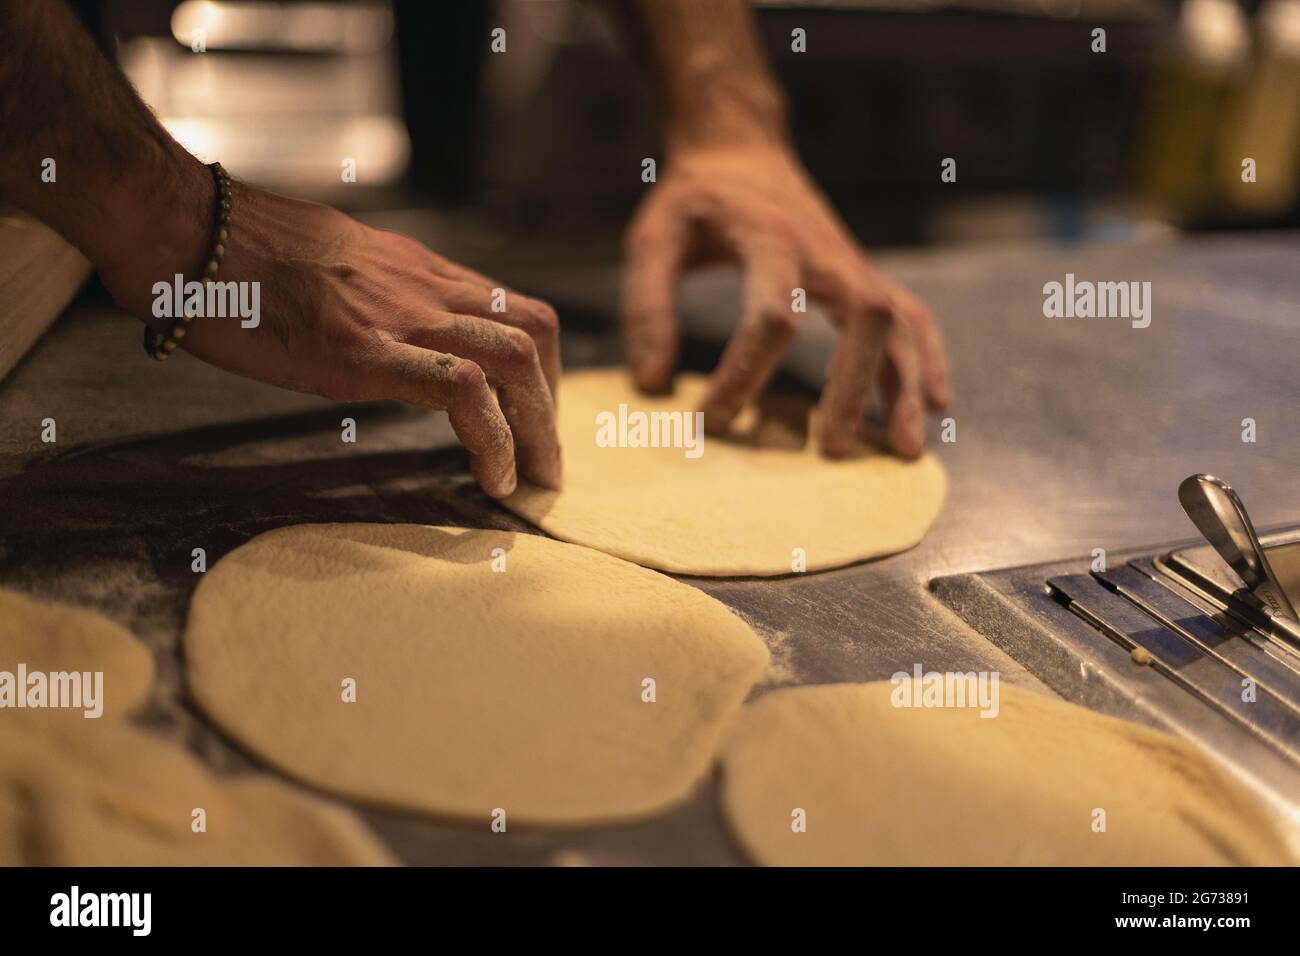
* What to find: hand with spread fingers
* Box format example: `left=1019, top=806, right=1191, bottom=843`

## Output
left=623, top=145, right=949, bottom=458
left=620, top=0, right=951, bottom=459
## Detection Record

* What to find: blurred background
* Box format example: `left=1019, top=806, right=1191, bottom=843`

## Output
left=65, top=0, right=1300, bottom=270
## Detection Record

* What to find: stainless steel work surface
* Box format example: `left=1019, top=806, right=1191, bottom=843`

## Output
left=2, top=229, right=1298, bottom=863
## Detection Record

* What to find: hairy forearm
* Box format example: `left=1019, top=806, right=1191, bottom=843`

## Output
left=621, top=0, right=788, bottom=153
left=0, top=0, right=210, bottom=290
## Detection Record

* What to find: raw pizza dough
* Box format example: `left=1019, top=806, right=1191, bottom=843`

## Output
left=0, top=588, right=154, bottom=722
left=0, top=588, right=393, bottom=866
left=503, top=369, right=946, bottom=576
left=720, top=682, right=1294, bottom=866
left=0, top=721, right=395, bottom=866
left=184, top=523, right=770, bottom=825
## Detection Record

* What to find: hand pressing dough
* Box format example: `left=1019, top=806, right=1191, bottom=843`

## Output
left=0, top=721, right=395, bottom=866
left=0, top=589, right=153, bottom=722
left=184, top=523, right=770, bottom=825
left=502, top=369, right=946, bottom=576
left=720, top=682, right=1295, bottom=866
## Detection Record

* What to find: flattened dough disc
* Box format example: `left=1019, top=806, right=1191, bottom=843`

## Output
left=0, top=589, right=391, bottom=866
left=184, top=524, right=770, bottom=825
left=503, top=369, right=946, bottom=576
left=0, top=721, right=395, bottom=866
left=720, top=682, right=1294, bottom=866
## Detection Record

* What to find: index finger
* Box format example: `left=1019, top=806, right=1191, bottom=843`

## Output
left=621, top=204, right=685, bottom=393
left=699, top=243, right=801, bottom=433
left=403, top=314, right=562, bottom=490
left=818, top=299, right=891, bottom=457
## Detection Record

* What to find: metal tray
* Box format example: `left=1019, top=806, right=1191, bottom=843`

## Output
left=931, top=528, right=1300, bottom=824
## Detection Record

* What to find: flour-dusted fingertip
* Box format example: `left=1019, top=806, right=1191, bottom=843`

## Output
left=474, top=456, right=518, bottom=499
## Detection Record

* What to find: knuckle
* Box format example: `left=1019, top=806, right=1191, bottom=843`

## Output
left=623, top=219, right=663, bottom=256
left=421, top=248, right=452, bottom=273
left=891, top=300, right=927, bottom=338
left=886, top=343, right=917, bottom=380
left=909, top=300, right=936, bottom=328
left=863, top=292, right=896, bottom=322
left=891, top=284, right=929, bottom=317
left=522, top=299, right=559, bottom=338
left=450, top=358, right=489, bottom=399
left=844, top=292, right=894, bottom=330
left=757, top=306, right=799, bottom=341
left=810, top=263, right=853, bottom=301
left=499, top=326, right=540, bottom=371
left=885, top=330, right=910, bottom=361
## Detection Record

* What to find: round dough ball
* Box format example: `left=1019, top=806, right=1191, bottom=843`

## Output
left=0, top=589, right=154, bottom=723
left=720, top=682, right=1294, bottom=865
left=184, top=524, right=769, bottom=825
left=0, top=720, right=394, bottom=866
left=502, top=369, right=946, bottom=576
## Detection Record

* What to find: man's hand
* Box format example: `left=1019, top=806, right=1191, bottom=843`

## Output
left=102, top=181, right=562, bottom=499
left=619, top=0, right=950, bottom=459
left=0, top=0, right=559, bottom=499
left=623, top=144, right=948, bottom=459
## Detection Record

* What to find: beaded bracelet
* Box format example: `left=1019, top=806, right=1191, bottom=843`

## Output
left=143, top=161, right=232, bottom=361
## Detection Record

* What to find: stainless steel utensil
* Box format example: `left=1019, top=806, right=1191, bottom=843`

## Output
left=1179, top=473, right=1298, bottom=621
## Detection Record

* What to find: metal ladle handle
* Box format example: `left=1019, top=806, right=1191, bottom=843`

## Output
left=1178, top=473, right=1298, bottom=621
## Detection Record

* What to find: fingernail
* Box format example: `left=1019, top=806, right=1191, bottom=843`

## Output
left=931, top=379, right=952, bottom=409
left=477, top=462, right=517, bottom=499
left=905, top=406, right=925, bottom=451
left=701, top=402, right=735, bottom=434
left=636, top=364, right=674, bottom=395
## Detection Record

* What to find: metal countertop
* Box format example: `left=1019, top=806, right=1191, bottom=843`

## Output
left=2, top=228, right=1297, bottom=864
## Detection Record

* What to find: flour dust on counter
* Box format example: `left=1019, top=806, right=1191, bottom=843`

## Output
left=719, top=682, right=1295, bottom=866
left=503, top=369, right=947, bottom=576
left=183, top=524, right=770, bottom=825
